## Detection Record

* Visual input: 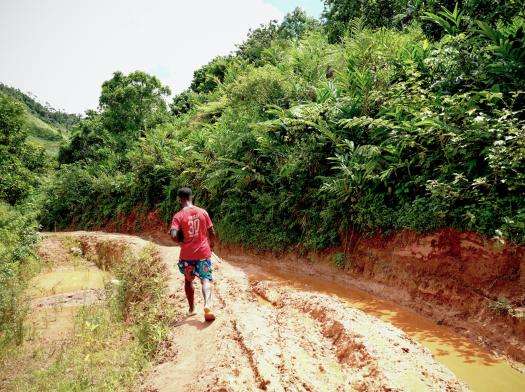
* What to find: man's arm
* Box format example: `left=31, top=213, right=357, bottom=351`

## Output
left=170, top=214, right=184, bottom=243
left=208, top=226, right=216, bottom=250
left=170, top=228, right=185, bottom=243
left=204, top=210, right=215, bottom=250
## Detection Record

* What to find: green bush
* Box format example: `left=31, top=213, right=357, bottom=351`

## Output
left=113, top=244, right=175, bottom=356
left=0, top=202, right=39, bottom=348
left=41, top=11, right=525, bottom=249
left=0, top=94, right=49, bottom=205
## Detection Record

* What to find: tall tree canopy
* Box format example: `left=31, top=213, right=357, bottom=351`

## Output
left=99, top=71, right=171, bottom=135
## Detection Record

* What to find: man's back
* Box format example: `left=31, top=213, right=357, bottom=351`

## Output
left=171, top=206, right=213, bottom=260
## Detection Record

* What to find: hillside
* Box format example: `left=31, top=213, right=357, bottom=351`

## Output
left=0, top=84, right=80, bottom=156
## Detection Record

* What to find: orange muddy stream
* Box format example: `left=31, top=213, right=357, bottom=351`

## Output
left=233, top=259, right=525, bottom=392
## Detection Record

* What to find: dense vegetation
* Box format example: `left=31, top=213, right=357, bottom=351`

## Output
left=0, top=85, right=80, bottom=156
left=0, top=94, right=49, bottom=347
left=322, top=0, right=525, bottom=41
left=0, top=84, right=80, bottom=130
left=0, top=0, right=524, bottom=376
left=39, top=3, right=524, bottom=249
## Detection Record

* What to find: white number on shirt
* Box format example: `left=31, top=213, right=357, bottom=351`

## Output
left=188, top=216, right=200, bottom=237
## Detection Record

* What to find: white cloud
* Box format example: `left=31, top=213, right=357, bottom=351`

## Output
left=0, top=0, right=283, bottom=113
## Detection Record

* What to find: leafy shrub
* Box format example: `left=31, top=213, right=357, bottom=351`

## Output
left=190, top=56, right=230, bottom=94
left=113, top=244, right=175, bottom=356
left=226, top=65, right=295, bottom=109
left=0, top=94, right=49, bottom=205
left=332, top=252, right=347, bottom=269
left=42, top=12, right=525, bottom=250
left=0, top=202, right=39, bottom=348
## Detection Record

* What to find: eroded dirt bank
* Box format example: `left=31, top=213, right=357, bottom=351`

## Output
left=100, top=212, right=525, bottom=363
left=214, top=228, right=525, bottom=365
left=65, top=231, right=469, bottom=391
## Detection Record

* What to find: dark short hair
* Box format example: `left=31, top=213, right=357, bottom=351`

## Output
left=177, top=187, right=192, bottom=199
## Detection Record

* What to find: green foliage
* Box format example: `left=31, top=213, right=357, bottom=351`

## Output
left=476, top=18, right=525, bottom=80
left=237, top=20, right=280, bottom=64
left=0, top=83, right=80, bottom=130
left=323, top=0, right=403, bottom=41
left=113, top=245, right=175, bottom=356
left=237, top=8, right=320, bottom=64
left=0, top=94, right=49, bottom=205
left=191, top=57, right=230, bottom=94
left=226, top=65, right=295, bottom=109
left=58, top=111, right=112, bottom=164
left=332, top=252, right=347, bottom=269
left=0, top=94, right=26, bottom=145
left=43, top=13, right=525, bottom=249
left=0, top=90, right=69, bottom=157
left=322, top=1, right=525, bottom=41
left=279, top=7, right=321, bottom=40
left=0, top=94, right=47, bottom=350
left=0, top=202, right=40, bottom=348
left=8, top=306, right=147, bottom=391
left=99, top=71, right=171, bottom=136
left=423, top=3, right=467, bottom=35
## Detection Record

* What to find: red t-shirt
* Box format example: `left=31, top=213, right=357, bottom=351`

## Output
left=170, top=206, right=213, bottom=260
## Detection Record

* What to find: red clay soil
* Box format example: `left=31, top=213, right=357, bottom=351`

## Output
left=217, top=229, right=525, bottom=363
left=97, top=210, right=525, bottom=362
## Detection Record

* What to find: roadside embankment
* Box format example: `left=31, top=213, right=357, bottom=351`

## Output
left=97, top=210, right=525, bottom=363
left=215, top=228, right=525, bottom=364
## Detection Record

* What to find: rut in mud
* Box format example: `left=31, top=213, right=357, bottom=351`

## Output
left=57, top=231, right=464, bottom=392
left=26, top=232, right=525, bottom=391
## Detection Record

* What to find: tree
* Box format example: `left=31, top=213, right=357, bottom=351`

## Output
left=0, top=94, right=26, bottom=146
left=237, top=20, right=280, bottom=64
left=99, top=71, right=171, bottom=135
left=278, top=7, right=321, bottom=40
left=58, top=110, right=112, bottom=164
left=170, top=90, right=198, bottom=116
left=237, top=8, right=320, bottom=64
left=190, top=57, right=230, bottom=94
left=0, top=94, right=47, bottom=204
left=323, top=0, right=398, bottom=42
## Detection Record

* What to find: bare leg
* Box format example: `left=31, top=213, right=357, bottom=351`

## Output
left=201, top=279, right=215, bottom=321
left=201, top=279, right=212, bottom=309
left=184, top=280, right=195, bottom=313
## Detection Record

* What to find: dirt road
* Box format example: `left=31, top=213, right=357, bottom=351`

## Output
left=59, top=232, right=464, bottom=392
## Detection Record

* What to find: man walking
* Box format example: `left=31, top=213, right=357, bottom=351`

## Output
left=170, top=187, right=216, bottom=321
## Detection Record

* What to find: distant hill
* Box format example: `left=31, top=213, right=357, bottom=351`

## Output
left=0, top=84, right=81, bottom=156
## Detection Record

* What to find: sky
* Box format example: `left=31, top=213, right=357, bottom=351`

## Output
left=0, top=0, right=323, bottom=114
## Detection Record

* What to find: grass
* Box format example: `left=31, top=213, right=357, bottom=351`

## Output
left=0, top=237, right=177, bottom=391
left=7, top=305, right=146, bottom=391
left=112, top=244, right=176, bottom=357
left=0, top=203, right=41, bottom=350
left=25, top=111, right=65, bottom=157
left=331, top=252, right=348, bottom=269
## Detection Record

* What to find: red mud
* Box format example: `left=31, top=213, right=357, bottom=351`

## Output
left=95, top=211, right=525, bottom=362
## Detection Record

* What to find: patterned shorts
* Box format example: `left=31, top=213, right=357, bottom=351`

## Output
left=178, top=259, right=213, bottom=281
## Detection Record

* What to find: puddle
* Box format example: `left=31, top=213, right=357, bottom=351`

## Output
left=27, top=266, right=109, bottom=298
left=238, top=261, right=525, bottom=392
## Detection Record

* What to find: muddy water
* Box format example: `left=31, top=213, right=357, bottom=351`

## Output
left=235, top=260, right=525, bottom=392
left=27, top=265, right=109, bottom=298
